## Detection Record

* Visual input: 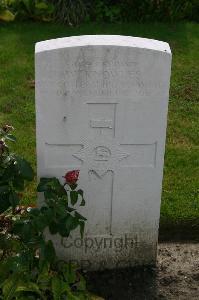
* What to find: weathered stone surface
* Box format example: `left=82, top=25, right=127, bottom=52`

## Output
left=35, top=35, right=172, bottom=270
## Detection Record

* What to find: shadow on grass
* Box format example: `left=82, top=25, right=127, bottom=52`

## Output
left=159, top=220, right=199, bottom=241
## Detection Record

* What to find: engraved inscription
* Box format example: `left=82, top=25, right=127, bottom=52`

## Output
left=93, top=146, right=111, bottom=161
left=90, top=119, right=113, bottom=129
left=88, top=103, right=117, bottom=137
left=56, top=47, right=148, bottom=97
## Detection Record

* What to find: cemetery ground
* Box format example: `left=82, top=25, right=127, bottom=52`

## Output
left=86, top=242, right=199, bottom=299
left=0, top=21, right=198, bottom=299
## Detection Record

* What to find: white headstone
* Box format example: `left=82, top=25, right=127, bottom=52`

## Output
left=35, top=35, right=171, bottom=270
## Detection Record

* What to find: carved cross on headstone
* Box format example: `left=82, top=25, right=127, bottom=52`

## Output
left=46, top=101, right=157, bottom=234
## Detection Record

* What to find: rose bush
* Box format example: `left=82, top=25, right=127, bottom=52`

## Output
left=0, top=124, right=34, bottom=214
left=0, top=125, right=92, bottom=299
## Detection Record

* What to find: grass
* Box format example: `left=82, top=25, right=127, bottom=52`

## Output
left=0, top=21, right=198, bottom=238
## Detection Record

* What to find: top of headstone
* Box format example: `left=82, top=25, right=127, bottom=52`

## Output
left=35, top=35, right=171, bottom=54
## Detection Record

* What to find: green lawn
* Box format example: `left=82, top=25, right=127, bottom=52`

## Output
left=0, top=22, right=198, bottom=239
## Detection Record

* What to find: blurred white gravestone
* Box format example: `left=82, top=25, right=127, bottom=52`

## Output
left=35, top=35, right=171, bottom=270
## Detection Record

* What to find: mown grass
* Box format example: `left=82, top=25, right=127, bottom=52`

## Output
left=0, top=22, right=198, bottom=238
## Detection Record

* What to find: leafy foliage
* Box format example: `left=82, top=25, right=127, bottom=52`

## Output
left=89, top=0, right=199, bottom=23
left=0, top=125, right=90, bottom=299
left=118, top=0, right=199, bottom=22
left=0, top=0, right=54, bottom=22
left=14, top=0, right=54, bottom=21
left=50, top=0, right=199, bottom=23
left=90, top=0, right=121, bottom=22
left=0, top=178, right=88, bottom=298
left=0, top=0, right=15, bottom=21
left=0, top=125, right=34, bottom=213
left=0, top=0, right=198, bottom=24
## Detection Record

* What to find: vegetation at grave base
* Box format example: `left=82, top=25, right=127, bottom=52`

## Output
left=0, top=22, right=198, bottom=238
left=0, top=125, right=94, bottom=299
left=0, top=0, right=198, bottom=24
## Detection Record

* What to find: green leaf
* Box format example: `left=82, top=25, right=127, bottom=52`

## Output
left=78, top=189, right=85, bottom=206
left=15, top=156, right=34, bottom=181
left=6, top=134, right=17, bottom=142
left=51, top=277, right=68, bottom=300
left=54, top=202, right=68, bottom=218
left=51, top=277, right=78, bottom=300
left=57, top=214, right=80, bottom=237
left=43, top=207, right=54, bottom=219
left=15, top=281, right=42, bottom=296
left=0, top=193, right=11, bottom=213
left=2, top=161, right=16, bottom=181
left=49, top=221, right=59, bottom=235
left=40, top=240, right=56, bottom=266
left=12, top=221, right=25, bottom=235
left=89, top=294, right=105, bottom=300
left=0, top=185, right=10, bottom=194
left=28, top=207, right=40, bottom=216
left=67, top=292, right=81, bottom=300
left=77, top=189, right=83, bottom=197
left=37, top=177, right=62, bottom=194
left=57, top=219, right=70, bottom=238
left=21, top=222, right=33, bottom=242
left=80, top=198, right=85, bottom=206
left=75, top=212, right=87, bottom=221
left=35, top=2, right=48, bottom=10
left=33, top=214, right=48, bottom=231
left=37, top=262, right=51, bottom=289
left=0, top=9, right=15, bottom=22
left=37, top=177, right=51, bottom=192
left=65, top=214, right=79, bottom=231
left=70, top=191, right=78, bottom=206
left=51, top=277, right=62, bottom=300
left=21, top=0, right=33, bottom=12
left=13, top=175, right=25, bottom=191
left=66, top=206, right=75, bottom=213
left=75, top=274, right=86, bottom=291
left=1, top=276, right=18, bottom=300
left=44, top=190, right=56, bottom=200
left=62, top=264, right=77, bottom=285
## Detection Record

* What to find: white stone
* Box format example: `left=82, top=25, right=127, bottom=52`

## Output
left=35, top=35, right=172, bottom=270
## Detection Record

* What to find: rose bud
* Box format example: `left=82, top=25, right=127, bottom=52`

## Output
left=63, top=170, right=80, bottom=185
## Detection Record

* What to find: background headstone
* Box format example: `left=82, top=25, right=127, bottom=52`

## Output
left=35, top=35, right=172, bottom=270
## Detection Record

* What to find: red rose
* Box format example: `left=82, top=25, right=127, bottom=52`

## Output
left=63, top=170, right=80, bottom=185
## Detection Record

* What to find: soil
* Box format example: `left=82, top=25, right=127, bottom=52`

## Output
left=86, top=243, right=199, bottom=300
